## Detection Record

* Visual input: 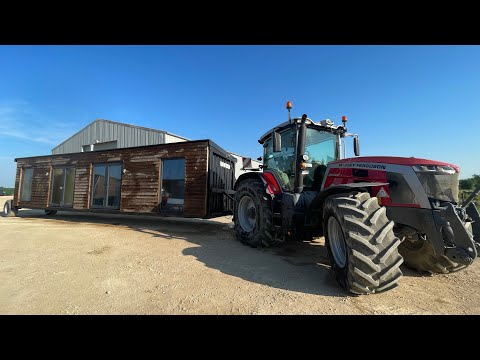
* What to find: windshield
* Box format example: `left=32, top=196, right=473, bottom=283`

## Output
left=264, top=128, right=296, bottom=191
left=264, top=127, right=337, bottom=191
left=303, top=128, right=337, bottom=188
left=416, top=172, right=459, bottom=203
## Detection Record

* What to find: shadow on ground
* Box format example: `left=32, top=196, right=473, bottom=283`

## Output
left=10, top=209, right=425, bottom=296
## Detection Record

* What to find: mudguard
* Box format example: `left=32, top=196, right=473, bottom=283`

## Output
left=304, top=182, right=388, bottom=228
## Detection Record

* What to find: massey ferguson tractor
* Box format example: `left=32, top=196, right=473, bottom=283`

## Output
left=233, top=102, right=479, bottom=295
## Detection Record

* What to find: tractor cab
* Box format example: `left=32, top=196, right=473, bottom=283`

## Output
left=258, top=102, right=359, bottom=194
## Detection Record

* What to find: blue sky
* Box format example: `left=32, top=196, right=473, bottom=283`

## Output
left=0, top=45, right=479, bottom=187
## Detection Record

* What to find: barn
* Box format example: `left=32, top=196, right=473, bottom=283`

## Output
left=51, top=118, right=188, bottom=155
left=50, top=118, right=259, bottom=179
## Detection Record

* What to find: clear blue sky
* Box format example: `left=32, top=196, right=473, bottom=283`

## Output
left=0, top=45, right=479, bottom=187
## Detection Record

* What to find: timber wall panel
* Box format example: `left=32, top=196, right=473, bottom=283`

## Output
left=15, top=141, right=209, bottom=217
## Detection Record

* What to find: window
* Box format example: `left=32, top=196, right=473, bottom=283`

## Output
left=93, top=140, right=117, bottom=151
left=161, top=159, right=185, bottom=211
left=82, top=144, right=93, bottom=152
left=303, top=129, right=337, bottom=188
left=50, top=167, right=76, bottom=207
left=91, top=163, right=122, bottom=208
left=263, top=127, right=337, bottom=191
left=20, top=168, right=34, bottom=201
left=263, top=129, right=297, bottom=190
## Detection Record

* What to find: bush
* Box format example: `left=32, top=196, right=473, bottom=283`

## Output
left=0, top=188, right=14, bottom=196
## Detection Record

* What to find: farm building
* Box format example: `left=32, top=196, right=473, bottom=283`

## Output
left=51, top=119, right=189, bottom=155
left=51, top=118, right=260, bottom=179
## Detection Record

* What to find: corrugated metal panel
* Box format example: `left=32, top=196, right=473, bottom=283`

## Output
left=207, top=148, right=235, bottom=217
left=52, top=120, right=166, bottom=155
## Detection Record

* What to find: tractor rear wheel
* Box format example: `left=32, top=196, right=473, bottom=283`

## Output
left=399, top=237, right=466, bottom=273
left=234, top=179, right=279, bottom=247
left=323, top=192, right=403, bottom=294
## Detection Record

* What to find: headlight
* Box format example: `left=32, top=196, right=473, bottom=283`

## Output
left=412, top=165, right=456, bottom=174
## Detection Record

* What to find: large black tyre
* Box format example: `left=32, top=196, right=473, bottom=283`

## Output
left=2, top=200, right=17, bottom=217
left=234, top=179, right=279, bottom=247
left=45, top=210, right=57, bottom=216
left=323, top=192, right=403, bottom=294
left=399, top=237, right=466, bottom=274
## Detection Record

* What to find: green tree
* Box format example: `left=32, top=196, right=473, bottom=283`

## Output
left=460, top=178, right=474, bottom=190
left=473, top=174, right=480, bottom=187
left=460, top=174, right=480, bottom=190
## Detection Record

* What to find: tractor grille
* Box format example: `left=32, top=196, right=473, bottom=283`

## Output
left=413, top=165, right=459, bottom=203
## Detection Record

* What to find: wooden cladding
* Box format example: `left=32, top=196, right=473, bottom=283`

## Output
left=14, top=141, right=212, bottom=218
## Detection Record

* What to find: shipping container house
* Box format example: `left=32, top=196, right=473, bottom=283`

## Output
left=12, top=140, right=235, bottom=218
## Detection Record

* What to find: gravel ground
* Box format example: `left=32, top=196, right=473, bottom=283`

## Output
left=1, top=195, right=479, bottom=314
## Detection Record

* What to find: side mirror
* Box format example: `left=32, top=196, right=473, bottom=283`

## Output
left=353, top=137, right=360, bottom=156
left=273, top=130, right=282, bottom=152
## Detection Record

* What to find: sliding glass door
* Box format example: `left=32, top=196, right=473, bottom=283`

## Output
left=50, top=167, right=75, bottom=207
left=91, top=163, right=122, bottom=209
left=160, top=158, right=185, bottom=212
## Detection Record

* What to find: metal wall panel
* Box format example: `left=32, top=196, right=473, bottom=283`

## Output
left=207, top=145, right=236, bottom=217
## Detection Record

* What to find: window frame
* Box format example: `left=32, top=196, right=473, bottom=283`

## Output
left=19, top=167, right=34, bottom=202
left=49, top=166, right=76, bottom=208
left=160, top=158, right=186, bottom=211
left=90, top=162, right=123, bottom=209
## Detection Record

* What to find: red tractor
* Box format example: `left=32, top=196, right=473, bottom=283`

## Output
left=233, top=102, right=479, bottom=294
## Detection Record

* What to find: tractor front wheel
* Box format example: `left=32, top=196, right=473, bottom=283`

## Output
left=323, top=192, right=403, bottom=294
left=234, top=179, right=279, bottom=247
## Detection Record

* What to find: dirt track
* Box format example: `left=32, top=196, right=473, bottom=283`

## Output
left=1, top=195, right=479, bottom=314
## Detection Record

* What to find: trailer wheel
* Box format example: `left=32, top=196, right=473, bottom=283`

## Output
left=323, top=192, right=403, bottom=294
left=2, top=200, right=17, bottom=217
left=45, top=210, right=57, bottom=216
left=399, top=236, right=466, bottom=274
left=234, top=179, right=279, bottom=247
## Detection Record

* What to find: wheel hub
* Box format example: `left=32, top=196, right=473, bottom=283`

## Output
left=238, top=195, right=256, bottom=232
left=328, top=216, right=347, bottom=268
